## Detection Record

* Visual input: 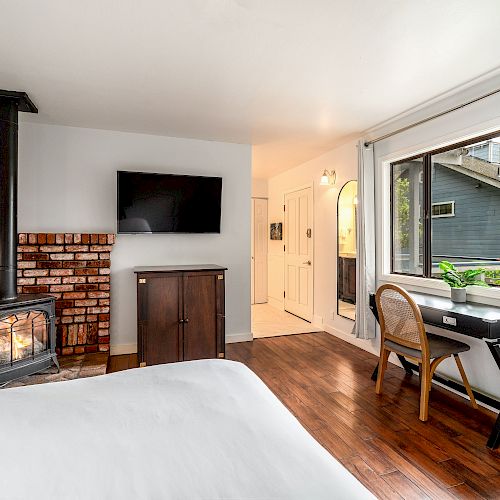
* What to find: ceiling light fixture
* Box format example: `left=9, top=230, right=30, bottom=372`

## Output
left=320, top=169, right=336, bottom=186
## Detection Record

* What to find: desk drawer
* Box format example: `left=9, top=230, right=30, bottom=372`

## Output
left=421, top=306, right=495, bottom=339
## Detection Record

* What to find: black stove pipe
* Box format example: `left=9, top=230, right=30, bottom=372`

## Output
left=0, top=91, right=37, bottom=301
left=0, top=99, right=18, bottom=300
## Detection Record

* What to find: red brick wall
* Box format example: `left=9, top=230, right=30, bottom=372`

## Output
left=17, top=233, right=115, bottom=355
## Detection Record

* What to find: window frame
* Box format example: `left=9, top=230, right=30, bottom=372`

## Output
left=431, top=201, right=455, bottom=218
left=390, top=156, right=426, bottom=278
left=390, top=129, right=500, bottom=280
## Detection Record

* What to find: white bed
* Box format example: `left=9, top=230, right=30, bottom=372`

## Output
left=0, top=359, right=373, bottom=500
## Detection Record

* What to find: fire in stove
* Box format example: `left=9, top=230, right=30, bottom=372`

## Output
left=0, top=312, right=48, bottom=364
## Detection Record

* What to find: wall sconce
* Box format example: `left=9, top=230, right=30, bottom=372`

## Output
left=320, top=169, right=336, bottom=186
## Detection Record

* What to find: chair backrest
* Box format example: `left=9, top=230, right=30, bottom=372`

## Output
left=375, top=284, right=428, bottom=352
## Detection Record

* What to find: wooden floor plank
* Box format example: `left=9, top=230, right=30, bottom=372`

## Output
left=380, top=470, right=432, bottom=500
left=342, top=456, right=404, bottom=500
left=447, top=482, right=486, bottom=500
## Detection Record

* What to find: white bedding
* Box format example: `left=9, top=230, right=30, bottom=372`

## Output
left=0, top=360, right=373, bottom=500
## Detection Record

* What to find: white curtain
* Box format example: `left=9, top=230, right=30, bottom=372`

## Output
left=353, top=140, right=376, bottom=339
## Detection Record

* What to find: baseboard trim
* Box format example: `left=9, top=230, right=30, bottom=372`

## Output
left=110, top=343, right=137, bottom=355
left=110, top=334, right=253, bottom=354
left=322, top=324, right=380, bottom=357
left=312, top=315, right=323, bottom=328
left=225, top=332, right=253, bottom=344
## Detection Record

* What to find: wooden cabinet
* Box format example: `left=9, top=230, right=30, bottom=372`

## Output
left=135, top=265, right=226, bottom=366
left=338, top=256, right=356, bottom=304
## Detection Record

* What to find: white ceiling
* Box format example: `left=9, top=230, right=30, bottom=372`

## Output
left=1, top=0, right=500, bottom=178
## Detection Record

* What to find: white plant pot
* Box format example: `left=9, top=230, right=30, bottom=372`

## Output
left=450, top=287, right=467, bottom=303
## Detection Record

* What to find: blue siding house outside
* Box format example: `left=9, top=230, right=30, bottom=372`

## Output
left=432, top=163, right=500, bottom=261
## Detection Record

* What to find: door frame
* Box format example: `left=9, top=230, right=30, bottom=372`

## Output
left=282, top=182, right=314, bottom=319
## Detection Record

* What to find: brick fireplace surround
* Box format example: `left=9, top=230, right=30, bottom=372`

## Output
left=17, top=233, right=115, bottom=355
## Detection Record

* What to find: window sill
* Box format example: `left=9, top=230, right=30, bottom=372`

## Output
left=379, top=273, right=500, bottom=305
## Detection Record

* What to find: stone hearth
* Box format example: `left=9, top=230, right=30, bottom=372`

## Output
left=3, top=352, right=109, bottom=388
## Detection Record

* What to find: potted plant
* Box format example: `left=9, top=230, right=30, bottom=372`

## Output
left=438, top=260, right=489, bottom=302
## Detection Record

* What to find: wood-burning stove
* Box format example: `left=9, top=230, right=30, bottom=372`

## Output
left=0, top=90, right=59, bottom=384
left=0, top=295, right=58, bottom=384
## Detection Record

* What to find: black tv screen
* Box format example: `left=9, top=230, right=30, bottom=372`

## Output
left=117, top=171, right=222, bottom=233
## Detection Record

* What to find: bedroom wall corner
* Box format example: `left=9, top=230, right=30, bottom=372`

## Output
left=18, top=122, right=252, bottom=355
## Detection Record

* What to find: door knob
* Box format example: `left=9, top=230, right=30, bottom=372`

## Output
left=303, top=260, right=311, bottom=265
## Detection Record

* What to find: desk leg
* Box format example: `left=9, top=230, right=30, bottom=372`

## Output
left=485, top=339, right=500, bottom=450
left=371, top=354, right=414, bottom=381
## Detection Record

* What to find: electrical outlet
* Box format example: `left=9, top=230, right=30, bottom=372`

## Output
left=442, top=316, right=457, bottom=326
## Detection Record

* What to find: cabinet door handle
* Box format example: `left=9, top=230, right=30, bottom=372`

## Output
left=184, top=318, right=189, bottom=323
left=178, top=319, right=185, bottom=324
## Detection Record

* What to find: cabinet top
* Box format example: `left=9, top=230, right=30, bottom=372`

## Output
left=134, top=264, right=227, bottom=273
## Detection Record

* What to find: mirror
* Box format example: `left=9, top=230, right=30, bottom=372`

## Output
left=337, top=180, right=357, bottom=321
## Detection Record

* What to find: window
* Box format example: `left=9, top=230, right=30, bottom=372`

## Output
left=431, top=201, right=455, bottom=218
left=391, top=132, right=500, bottom=286
left=391, top=158, right=424, bottom=276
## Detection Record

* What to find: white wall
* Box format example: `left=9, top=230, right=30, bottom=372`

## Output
left=18, top=122, right=252, bottom=353
left=252, top=178, right=268, bottom=198
left=267, top=139, right=359, bottom=336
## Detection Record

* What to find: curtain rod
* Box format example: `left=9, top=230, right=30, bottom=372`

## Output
left=364, top=86, right=500, bottom=148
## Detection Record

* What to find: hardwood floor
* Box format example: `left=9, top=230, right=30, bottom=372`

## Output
left=108, top=332, right=500, bottom=499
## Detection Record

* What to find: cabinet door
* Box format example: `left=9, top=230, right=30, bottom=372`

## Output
left=138, top=274, right=182, bottom=365
left=182, top=273, right=218, bottom=361
left=337, top=257, right=344, bottom=300
left=343, top=258, right=357, bottom=304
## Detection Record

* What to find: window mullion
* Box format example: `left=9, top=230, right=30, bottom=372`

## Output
left=423, top=154, right=432, bottom=277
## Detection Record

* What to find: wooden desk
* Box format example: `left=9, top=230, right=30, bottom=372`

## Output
left=369, top=292, right=500, bottom=449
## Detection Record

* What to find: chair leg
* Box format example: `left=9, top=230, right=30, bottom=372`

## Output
left=429, top=355, right=449, bottom=392
left=419, top=360, right=431, bottom=421
left=375, top=348, right=390, bottom=395
left=453, top=354, right=478, bottom=409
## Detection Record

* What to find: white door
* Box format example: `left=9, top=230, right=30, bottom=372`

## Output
left=254, top=198, right=268, bottom=303
left=284, top=187, right=313, bottom=321
left=251, top=199, right=255, bottom=305
left=251, top=198, right=268, bottom=304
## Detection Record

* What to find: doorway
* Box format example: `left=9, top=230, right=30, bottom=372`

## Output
left=284, top=186, right=313, bottom=322
left=251, top=198, right=268, bottom=305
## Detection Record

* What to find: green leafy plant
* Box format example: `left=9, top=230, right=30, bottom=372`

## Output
left=484, top=270, right=500, bottom=285
left=438, top=261, right=489, bottom=288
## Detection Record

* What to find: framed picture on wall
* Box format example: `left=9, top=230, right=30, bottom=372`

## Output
left=270, top=222, right=282, bottom=240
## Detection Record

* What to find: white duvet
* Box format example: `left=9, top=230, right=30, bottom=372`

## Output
left=0, top=360, right=373, bottom=500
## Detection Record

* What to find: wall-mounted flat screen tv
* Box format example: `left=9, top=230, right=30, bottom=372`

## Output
left=117, top=171, right=222, bottom=233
